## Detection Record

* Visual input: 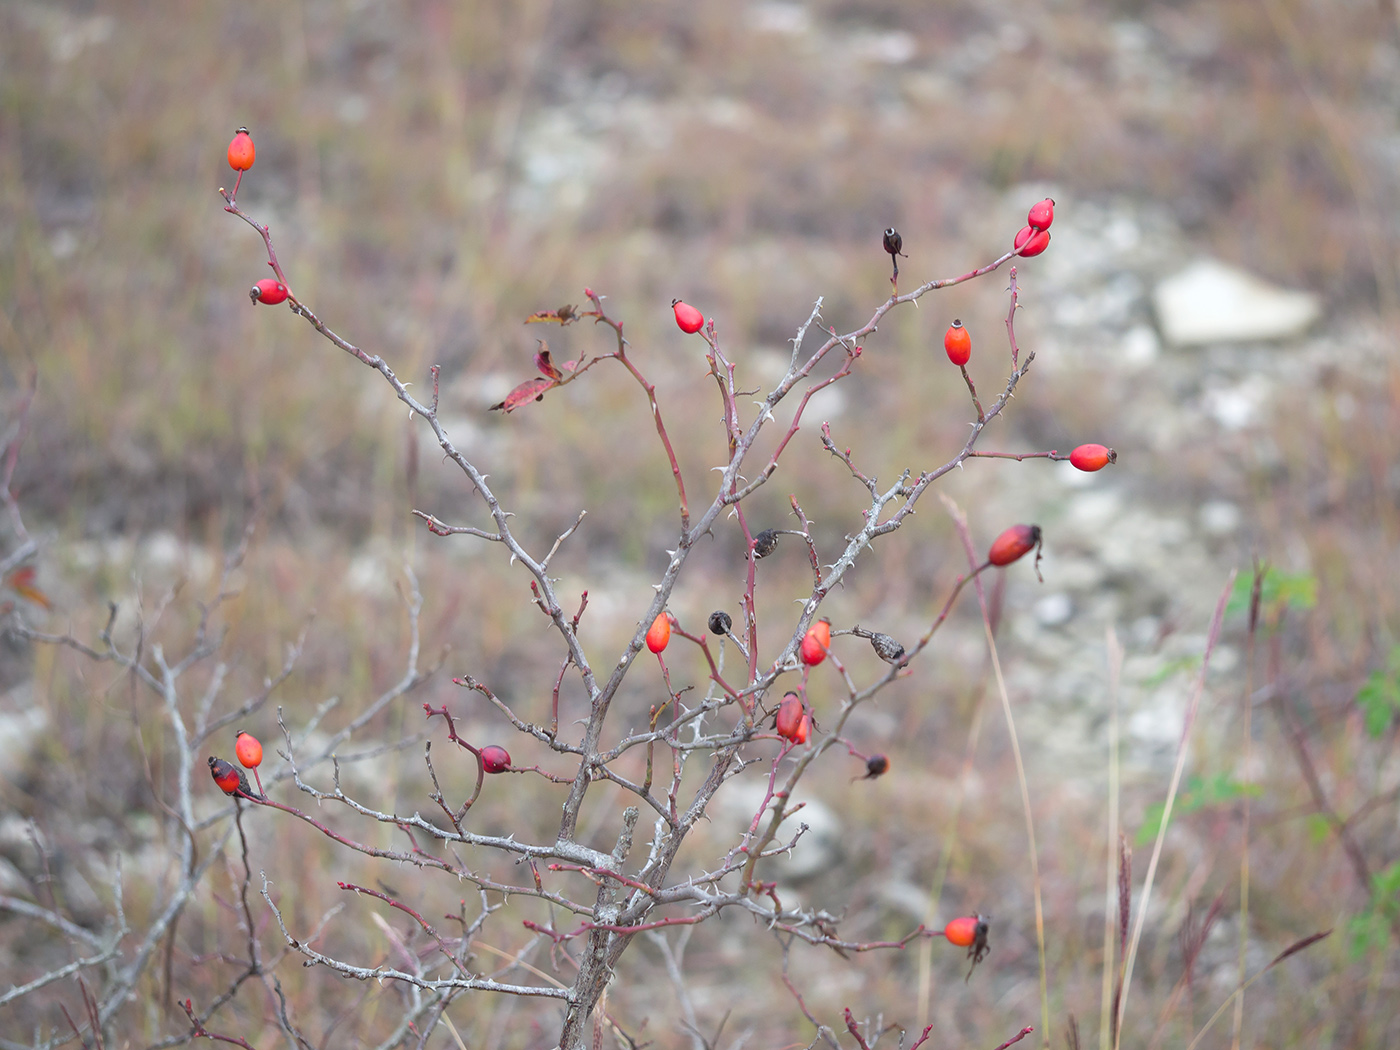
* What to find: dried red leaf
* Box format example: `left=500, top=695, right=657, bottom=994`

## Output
left=534, top=342, right=563, bottom=380
left=490, top=377, right=555, bottom=413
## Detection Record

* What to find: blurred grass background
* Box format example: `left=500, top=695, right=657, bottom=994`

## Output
left=2, top=0, right=1399, bottom=1047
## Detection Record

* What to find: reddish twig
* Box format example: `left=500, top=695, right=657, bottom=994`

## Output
left=337, top=881, right=470, bottom=975
left=181, top=998, right=259, bottom=1050
left=843, top=1008, right=873, bottom=1050
left=993, top=1027, right=1036, bottom=1050
left=960, top=363, right=986, bottom=422
left=587, top=290, right=690, bottom=531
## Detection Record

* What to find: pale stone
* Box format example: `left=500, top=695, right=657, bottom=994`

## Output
left=1199, top=500, right=1242, bottom=536
left=1034, top=592, right=1074, bottom=627
left=1153, top=259, right=1321, bottom=345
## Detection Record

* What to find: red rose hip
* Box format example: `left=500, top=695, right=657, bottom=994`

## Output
left=775, top=692, right=805, bottom=742
left=235, top=731, right=263, bottom=769
left=1027, top=198, right=1055, bottom=230
left=672, top=299, right=704, bottom=334
left=480, top=745, right=511, bottom=773
left=799, top=618, right=831, bottom=666
left=988, top=524, right=1042, bottom=566
left=645, top=612, right=672, bottom=654
left=227, top=128, right=255, bottom=172
left=944, top=915, right=987, bottom=948
left=795, top=712, right=812, bottom=744
left=250, top=279, right=288, bottom=305
left=944, top=319, right=971, bottom=366
left=1018, top=228, right=1051, bottom=257
left=1069, top=444, right=1116, bottom=472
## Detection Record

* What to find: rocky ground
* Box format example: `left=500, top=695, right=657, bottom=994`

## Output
left=2, top=1, right=1398, bottom=1048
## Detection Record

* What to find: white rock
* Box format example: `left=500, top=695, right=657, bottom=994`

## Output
left=1203, top=375, right=1272, bottom=430
left=749, top=3, right=812, bottom=36
left=1121, top=324, right=1161, bottom=366
left=1198, top=500, right=1241, bottom=536
left=1034, top=592, right=1074, bottom=627
left=1153, top=259, right=1321, bottom=346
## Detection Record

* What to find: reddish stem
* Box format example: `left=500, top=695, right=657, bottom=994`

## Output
left=586, top=290, right=691, bottom=531
left=960, top=363, right=986, bottom=422
left=547, top=863, right=660, bottom=896
left=181, top=999, right=258, bottom=1050
left=668, top=622, right=744, bottom=705
left=993, top=1027, right=1036, bottom=1050
left=423, top=703, right=486, bottom=818
left=844, top=1008, right=873, bottom=1050
left=729, top=343, right=864, bottom=503
left=337, top=881, right=469, bottom=975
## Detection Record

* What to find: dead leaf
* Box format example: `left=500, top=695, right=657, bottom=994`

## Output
left=524, top=304, right=578, bottom=326
left=534, top=341, right=563, bottom=380
left=490, top=377, right=554, bottom=413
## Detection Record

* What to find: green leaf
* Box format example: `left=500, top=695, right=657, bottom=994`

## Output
left=1305, top=814, right=1332, bottom=845
left=1266, top=570, right=1317, bottom=611
left=1134, top=775, right=1260, bottom=845
left=1371, top=861, right=1400, bottom=905
left=1137, top=803, right=1168, bottom=846
left=1142, top=655, right=1200, bottom=689
left=1226, top=574, right=1255, bottom=620
left=1227, top=568, right=1318, bottom=622
left=1198, top=772, right=1262, bottom=804
left=1355, top=646, right=1400, bottom=739
left=1347, top=863, right=1400, bottom=960
left=1347, top=912, right=1388, bottom=960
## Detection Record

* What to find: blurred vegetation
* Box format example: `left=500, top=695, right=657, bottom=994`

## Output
left=1, top=0, right=1399, bottom=1047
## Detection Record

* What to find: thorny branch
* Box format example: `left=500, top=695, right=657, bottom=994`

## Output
left=215, top=175, right=1051, bottom=1046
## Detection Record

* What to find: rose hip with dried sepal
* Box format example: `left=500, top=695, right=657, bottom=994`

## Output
left=1027, top=198, right=1055, bottom=230
left=988, top=524, right=1042, bottom=567
left=227, top=127, right=255, bottom=172
left=944, top=320, right=971, bottom=366
left=988, top=524, right=1042, bottom=566
left=863, top=754, right=889, bottom=778
left=209, top=756, right=262, bottom=800
left=944, top=914, right=991, bottom=980
left=672, top=299, right=704, bottom=334
left=235, top=731, right=262, bottom=769
left=479, top=745, right=511, bottom=774
left=1069, top=444, right=1116, bottom=472
left=708, top=610, right=732, bottom=635
left=944, top=915, right=985, bottom=947
left=250, top=279, right=288, bottom=305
